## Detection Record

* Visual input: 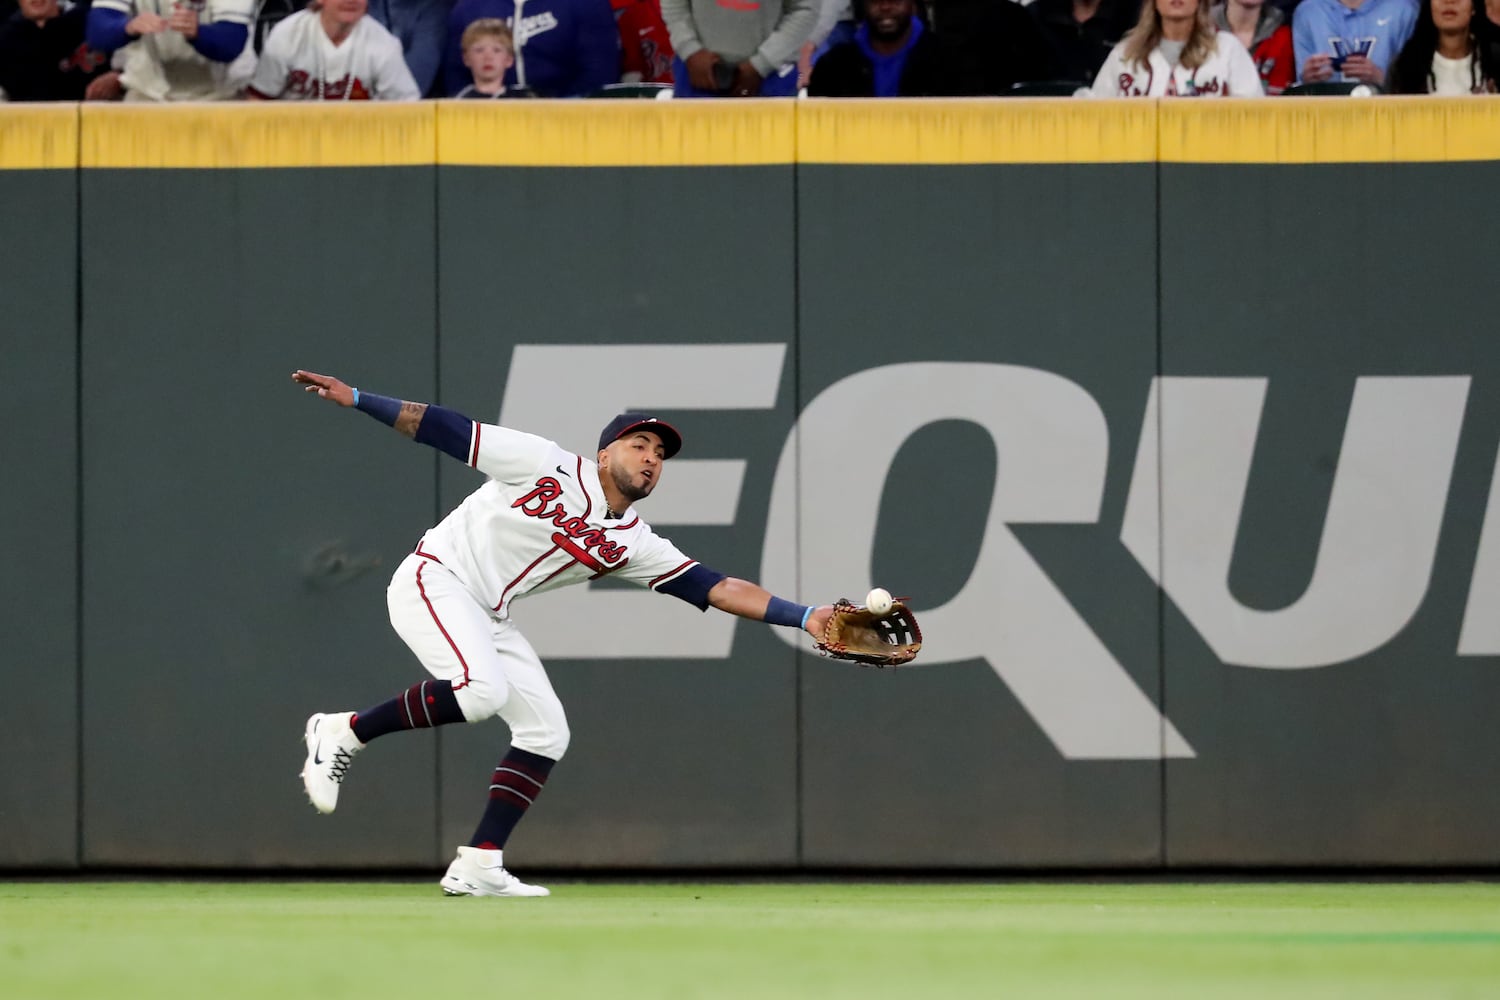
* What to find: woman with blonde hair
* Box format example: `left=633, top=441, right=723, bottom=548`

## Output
left=1092, top=0, right=1264, bottom=95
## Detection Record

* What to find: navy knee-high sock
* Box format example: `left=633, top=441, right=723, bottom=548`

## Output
left=469, top=747, right=557, bottom=850
left=351, top=679, right=465, bottom=743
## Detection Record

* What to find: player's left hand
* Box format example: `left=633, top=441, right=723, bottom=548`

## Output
left=1339, top=54, right=1383, bottom=85
left=292, top=370, right=355, bottom=407
left=730, top=61, right=762, bottom=97
left=167, top=3, right=199, bottom=37
left=803, top=605, right=835, bottom=639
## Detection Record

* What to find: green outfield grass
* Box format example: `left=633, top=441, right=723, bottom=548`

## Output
left=3, top=880, right=1498, bottom=999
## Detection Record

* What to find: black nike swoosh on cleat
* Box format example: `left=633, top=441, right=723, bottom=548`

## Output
left=555, top=465, right=571, bottom=477
left=311, top=720, right=324, bottom=764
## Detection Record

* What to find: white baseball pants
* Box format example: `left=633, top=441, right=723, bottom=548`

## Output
left=385, top=552, right=570, bottom=760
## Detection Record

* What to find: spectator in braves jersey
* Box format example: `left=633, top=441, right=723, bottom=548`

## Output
left=1293, top=0, right=1418, bottom=86
left=612, top=0, right=672, bottom=82
left=0, top=0, right=110, bottom=100
left=1212, top=0, right=1294, bottom=91
left=289, top=369, right=838, bottom=897
left=246, top=0, right=421, bottom=99
left=661, top=0, right=816, bottom=95
left=85, top=0, right=255, bottom=99
left=1388, top=0, right=1496, bottom=91
left=440, top=0, right=620, bottom=96
left=455, top=16, right=532, bottom=93
left=1092, top=0, right=1264, bottom=94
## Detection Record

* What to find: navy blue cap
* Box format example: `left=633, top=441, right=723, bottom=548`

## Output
left=598, top=413, right=683, bottom=459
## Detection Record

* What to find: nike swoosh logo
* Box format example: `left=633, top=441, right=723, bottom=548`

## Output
left=555, top=465, right=571, bottom=477
left=311, top=720, right=324, bottom=764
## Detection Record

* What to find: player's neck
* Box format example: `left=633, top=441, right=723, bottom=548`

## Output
left=597, top=469, right=630, bottom=520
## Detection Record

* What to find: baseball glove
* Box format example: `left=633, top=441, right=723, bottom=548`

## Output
left=815, top=598, right=923, bottom=667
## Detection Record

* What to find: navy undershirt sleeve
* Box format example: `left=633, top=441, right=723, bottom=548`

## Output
left=413, top=404, right=475, bottom=464
left=190, top=21, right=248, bottom=62
left=657, top=564, right=726, bottom=611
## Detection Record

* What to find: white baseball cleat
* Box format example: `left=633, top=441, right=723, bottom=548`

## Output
left=300, top=712, right=363, bottom=814
left=440, top=846, right=550, bottom=897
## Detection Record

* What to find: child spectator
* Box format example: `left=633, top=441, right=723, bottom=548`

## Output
left=246, top=0, right=421, bottom=99
left=0, top=0, right=110, bottom=100
left=1211, top=0, right=1295, bottom=92
left=455, top=16, right=530, bottom=94
left=441, top=0, right=620, bottom=96
left=1092, top=0, right=1265, bottom=94
left=1388, top=0, right=1496, bottom=91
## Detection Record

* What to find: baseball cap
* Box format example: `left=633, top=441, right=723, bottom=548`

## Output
left=598, top=412, right=683, bottom=459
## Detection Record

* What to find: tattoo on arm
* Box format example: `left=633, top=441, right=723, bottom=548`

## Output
left=394, top=401, right=427, bottom=438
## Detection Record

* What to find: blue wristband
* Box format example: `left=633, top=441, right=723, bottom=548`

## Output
left=765, top=596, right=812, bottom=629
left=800, top=606, right=813, bottom=629
left=352, top=387, right=360, bottom=406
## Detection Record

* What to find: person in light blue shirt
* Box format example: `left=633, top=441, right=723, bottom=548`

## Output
left=1293, top=0, right=1419, bottom=86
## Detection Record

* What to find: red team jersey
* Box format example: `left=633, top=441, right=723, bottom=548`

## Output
left=611, top=0, right=673, bottom=84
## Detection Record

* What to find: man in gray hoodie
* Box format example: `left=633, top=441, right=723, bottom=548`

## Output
left=662, top=0, right=816, bottom=95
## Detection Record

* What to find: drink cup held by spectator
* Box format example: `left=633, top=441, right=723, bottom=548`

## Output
left=245, top=0, right=422, bottom=99
left=1211, top=0, right=1295, bottom=93
left=456, top=16, right=531, bottom=95
left=1388, top=0, right=1497, bottom=91
left=85, top=0, right=256, bottom=100
left=1092, top=0, right=1266, bottom=94
left=0, top=0, right=110, bottom=100
left=1293, top=0, right=1418, bottom=86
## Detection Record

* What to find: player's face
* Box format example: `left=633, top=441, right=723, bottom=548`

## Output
left=865, top=0, right=914, bottom=41
left=604, top=431, right=667, bottom=503
left=464, top=38, right=515, bottom=83
left=1432, top=0, right=1472, bottom=30
left=324, top=0, right=367, bottom=26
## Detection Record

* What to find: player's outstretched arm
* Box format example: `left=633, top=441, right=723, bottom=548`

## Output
left=706, top=576, right=833, bottom=638
left=291, top=369, right=482, bottom=461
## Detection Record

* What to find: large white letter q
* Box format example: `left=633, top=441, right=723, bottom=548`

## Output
left=762, top=363, right=1193, bottom=760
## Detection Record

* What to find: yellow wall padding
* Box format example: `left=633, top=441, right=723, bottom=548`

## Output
left=80, top=103, right=435, bottom=168
left=437, top=99, right=796, bottom=167
left=796, top=99, right=1159, bottom=164
left=1160, top=96, right=1500, bottom=164
left=0, top=105, right=79, bottom=169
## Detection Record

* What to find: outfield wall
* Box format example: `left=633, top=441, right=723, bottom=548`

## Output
left=4, top=100, right=1499, bottom=870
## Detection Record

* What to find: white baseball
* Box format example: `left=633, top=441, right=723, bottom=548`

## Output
left=865, top=587, right=893, bottom=615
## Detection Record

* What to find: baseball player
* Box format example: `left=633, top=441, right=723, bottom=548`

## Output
left=291, top=369, right=836, bottom=897
left=247, top=0, right=420, bottom=100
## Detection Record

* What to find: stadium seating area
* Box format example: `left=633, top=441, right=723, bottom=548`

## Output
left=1, top=0, right=1498, bottom=102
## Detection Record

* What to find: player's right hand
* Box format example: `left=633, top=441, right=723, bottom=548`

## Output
left=292, top=370, right=355, bottom=407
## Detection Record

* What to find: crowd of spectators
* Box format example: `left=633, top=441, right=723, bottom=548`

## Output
left=0, top=0, right=1497, bottom=101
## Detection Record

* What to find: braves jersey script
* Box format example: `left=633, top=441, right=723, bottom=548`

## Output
left=248, top=9, right=420, bottom=99
left=94, top=0, right=254, bottom=99
left=1092, top=31, right=1263, bottom=96
left=416, top=423, right=701, bottom=619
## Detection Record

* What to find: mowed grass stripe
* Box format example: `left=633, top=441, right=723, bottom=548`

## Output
left=2, top=882, right=1498, bottom=999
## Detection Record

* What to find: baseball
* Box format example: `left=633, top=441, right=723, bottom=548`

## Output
left=865, top=587, right=893, bottom=615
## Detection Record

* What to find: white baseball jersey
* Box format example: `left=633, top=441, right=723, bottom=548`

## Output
left=1092, top=31, right=1264, bottom=97
left=416, top=423, right=700, bottom=620
left=94, top=0, right=255, bottom=100
left=248, top=9, right=420, bottom=100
